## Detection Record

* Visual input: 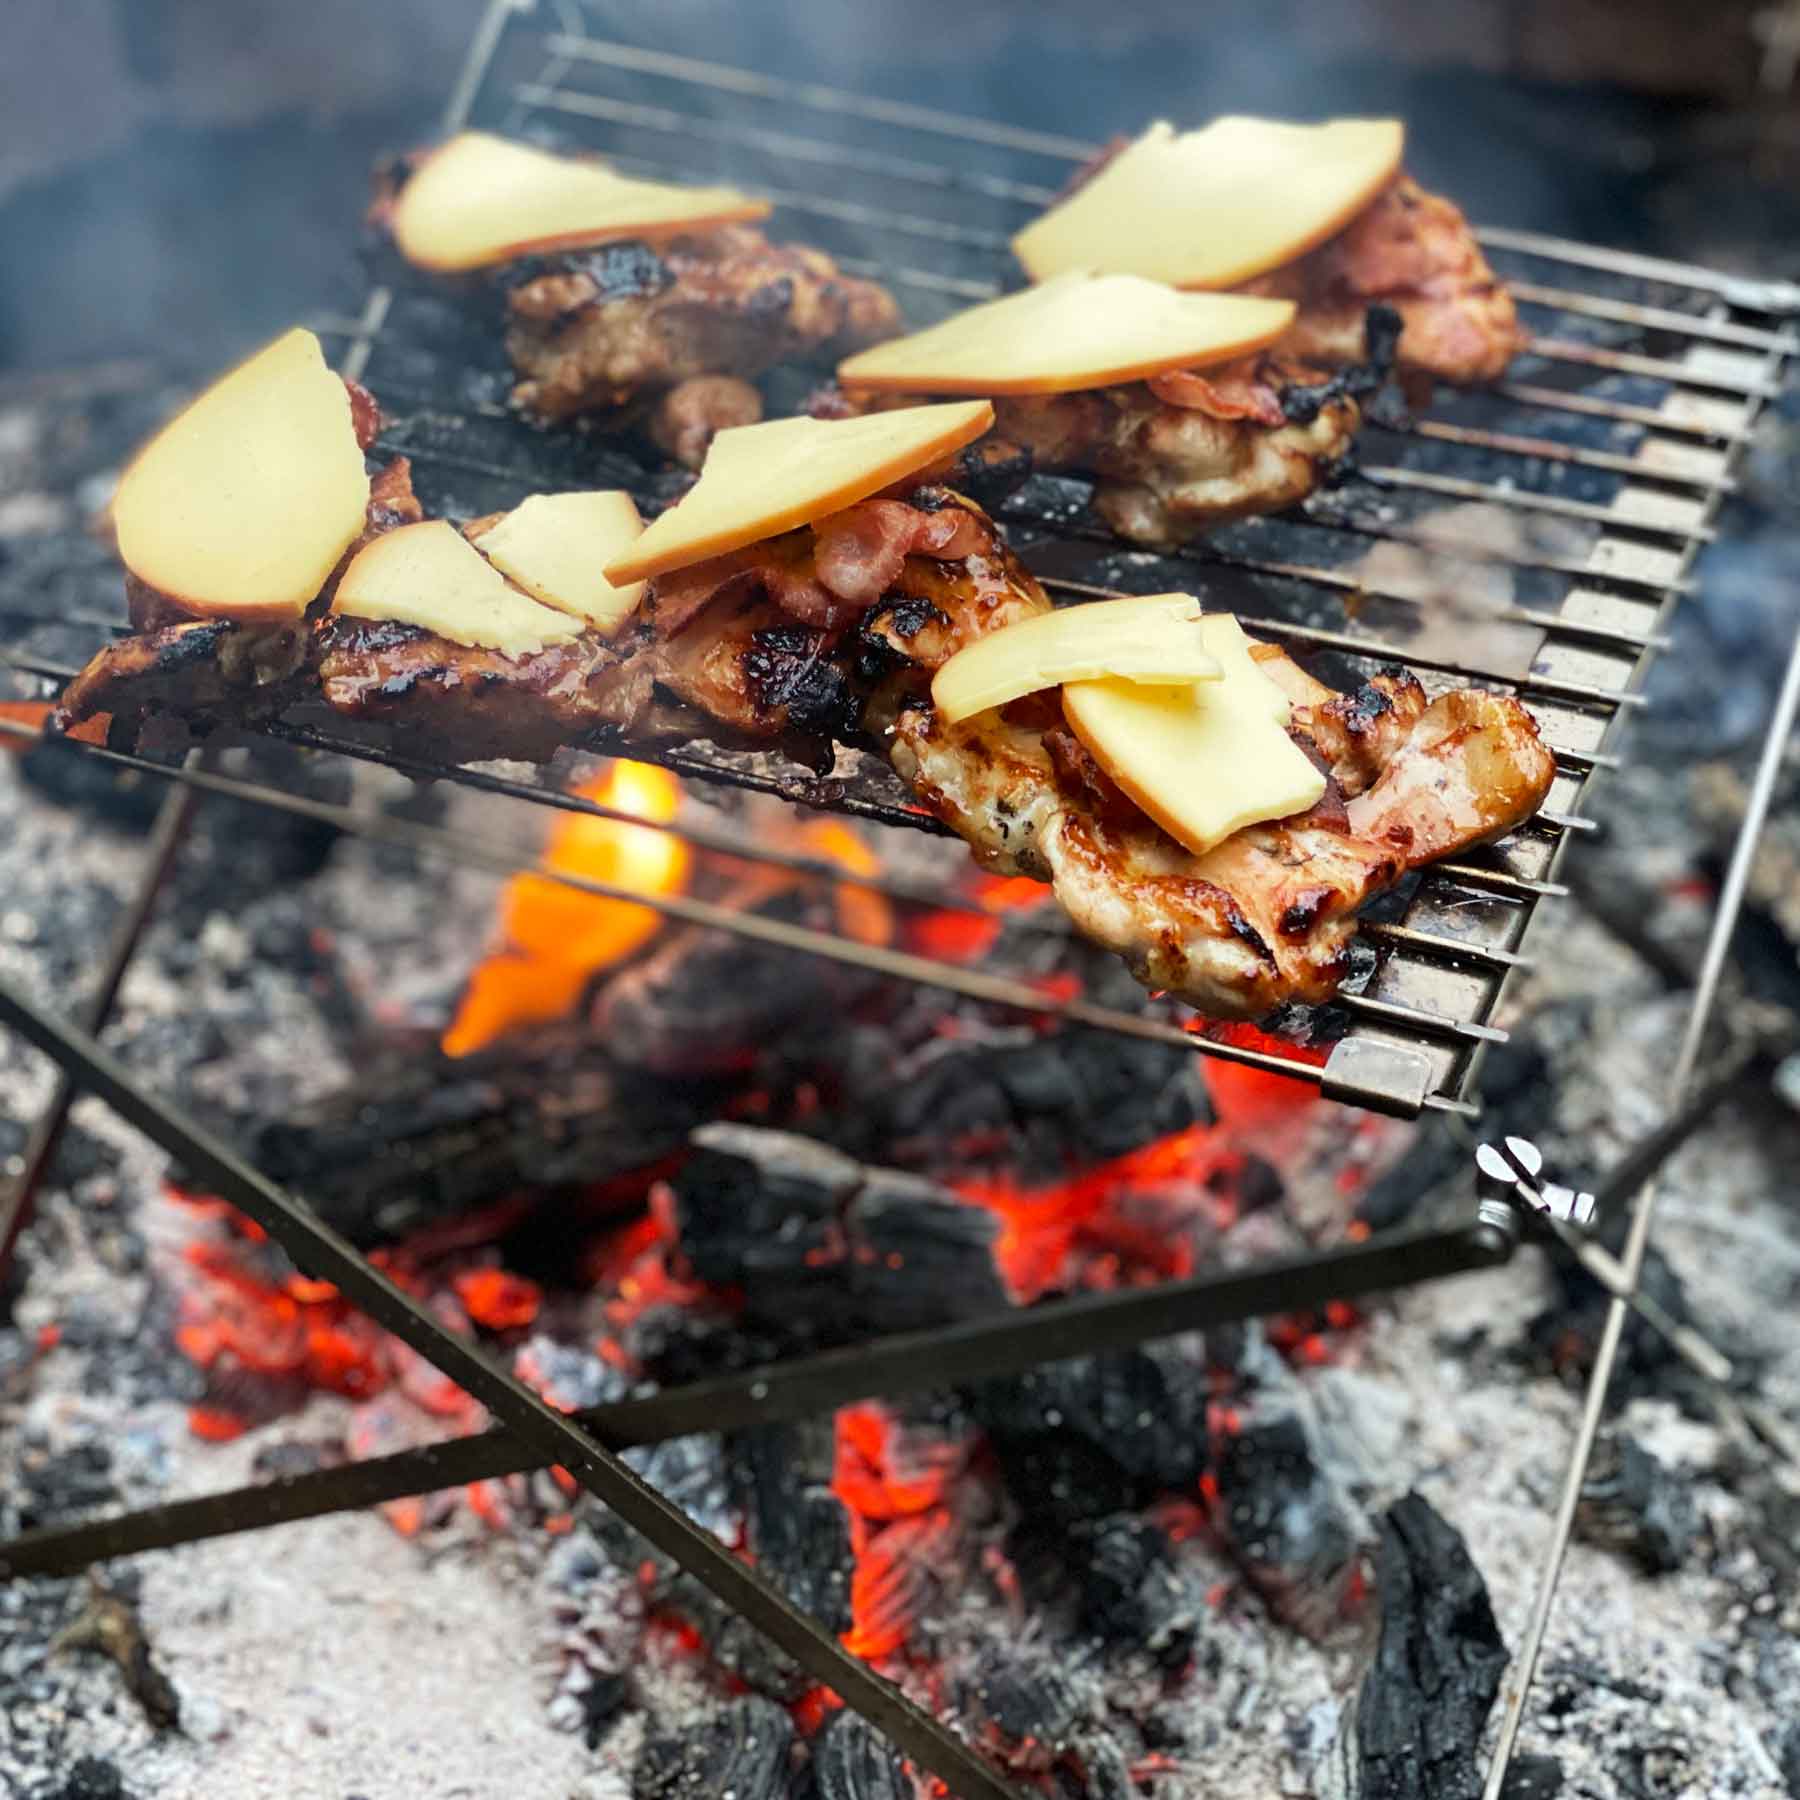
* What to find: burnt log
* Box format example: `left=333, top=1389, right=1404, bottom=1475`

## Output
left=674, top=1124, right=1007, bottom=1344
left=1324, top=1494, right=1509, bottom=1800
left=636, top=1695, right=795, bottom=1799
left=806, top=1711, right=911, bottom=1800
left=1575, top=1431, right=1699, bottom=1574
left=238, top=1044, right=730, bottom=1247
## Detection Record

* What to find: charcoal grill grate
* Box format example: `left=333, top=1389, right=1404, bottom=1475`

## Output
left=3, top=3, right=1799, bottom=1795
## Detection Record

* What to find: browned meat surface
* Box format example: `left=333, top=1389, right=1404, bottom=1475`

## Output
left=504, top=227, right=900, bottom=443
left=889, top=618, right=1554, bottom=1016
left=315, top=617, right=650, bottom=763
left=994, top=357, right=1361, bottom=546
left=1240, top=175, right=1525, bottom=386
left=825, top=349, right=1373, bottom=548
left=646, top=374, right=765, bottom=468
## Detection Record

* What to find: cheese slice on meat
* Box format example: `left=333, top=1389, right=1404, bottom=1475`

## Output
left=1062, top=614, right=1325, bottom=855
left=392, top=132, right=771, bottom=272
left=470, top=491, right=647, bottom=635
left=932, top=593, right=1220, bottom=723
left=333, top=520, right=585, bottom=660
left=604, top=401, right=994, bottom=584
left=1013, top=117, right=1405, bottom=290
left=838, top=273, right=1294, bottom=396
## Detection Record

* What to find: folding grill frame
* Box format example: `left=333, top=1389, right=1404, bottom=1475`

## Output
left=4, top=3, right=1800, bottom=1795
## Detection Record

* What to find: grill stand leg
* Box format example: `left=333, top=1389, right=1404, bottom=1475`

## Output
left=1480, top=615, right=1800, bottom=1799
left=0, top=775, right=199, bottom=1283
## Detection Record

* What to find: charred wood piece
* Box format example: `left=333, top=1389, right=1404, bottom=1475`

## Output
left=1328, top=1494, right=1508, bottom=1800
left=636, top=1695, right=796, bottom=1799
left=675, top=1124, right=1007, bottom=1342
left=807, top=1711, right=912, bottom=1800
left=1575, top=1431, right=1699, bottom=1575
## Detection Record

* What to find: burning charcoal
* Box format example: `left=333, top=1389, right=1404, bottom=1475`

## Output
left=845, top=1170, right=1004, bottom=1329
left=1203, top=1328, right=1370, bottom=1639
left=1069, top=1514, right=1197, bottom=1669
left=1065, top=1734, right=1137, bottom=1800
left=968, top=1650, right=1085, bottom=1772
left=1208, top=1410, right=1365, bottom=1640
left=731, top=1422, right=854, bottom=1636
left=871, top=1020, right=1207, bottom=1185
left=677, top=1124, right=859, bottom=1293
left=1575, top=1432, right=1699, bottom=1574
left=676, top=1126, right=1006, bottom=1342
left=16, top=1441, right=116, bottom=1529
left=246, top=1048, right=723, bottom=1246
left=807, top=1710, right=910, bottom=1800
left=968, top=1343, right=1209, bottom=1527
left=1329, top=1494, right=1508, bottom=1800
left=30, top=1757, right=130, bottom=1800
left=1500, top=1755, right=1564, bottom=1799
left=593, top=914, right=877, bottom=1078
left=636, top=1695, right=796, bottom=1799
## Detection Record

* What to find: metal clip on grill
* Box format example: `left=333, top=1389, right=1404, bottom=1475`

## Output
left=1, top=5, right=1797, bottom=1798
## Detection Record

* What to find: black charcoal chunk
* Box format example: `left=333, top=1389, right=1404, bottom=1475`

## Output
left=809, top=1710, right=911, bottom=1800
left=1575, top=1432, right=1699, bottom=1574
left=637, top=1696, right=795, bottom=1799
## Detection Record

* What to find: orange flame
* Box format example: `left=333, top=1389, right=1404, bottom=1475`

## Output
left=793, top=819, right=893, bottom=948
left=443, top=761, right=691, bottom=1057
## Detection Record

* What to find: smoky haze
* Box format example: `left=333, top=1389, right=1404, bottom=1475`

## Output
left=0, top=0, right=1704, bottom=375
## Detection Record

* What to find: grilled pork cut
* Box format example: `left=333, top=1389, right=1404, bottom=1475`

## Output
left=502, top=227, right=901, bottom=453
left=1238, top=175, right=1525, bottom=387
left=56, top=486, right=1553, bottom=1019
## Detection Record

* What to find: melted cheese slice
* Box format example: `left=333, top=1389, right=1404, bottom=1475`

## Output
left=113, top=328, right=369, bottom=621
left=470, top=491, right=647, bottom=635
left=838, top=273, right=1294, bottom=396
left=1013, top=117, right=1405, bottom=290
left=932, top=593, right=1220, bottom=724
left=1062, top=614, right=1325, bottom=855
left=391, top=132, right=771, bottom=272
left=333, top=520, right=585, bottom=660
left=604, top=401, right=994, bottom=584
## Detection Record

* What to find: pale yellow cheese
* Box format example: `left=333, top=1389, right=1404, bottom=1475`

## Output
left=391, top=131, right=771, bottom=272
left=113, top=328, right=369, bottom=622
left=1062, top=614, right=1325, bottom=854
left=332, top=520, right=585, bottom=660
left=604, top=401, right=994, bottom=584
left=837, top=273, right=1294, bottom=396
left=470, top=491, right=647, bottom=635
left=931, top=594, right=1220, bottom=723
left=1013, top=117, right=1405, bottom=290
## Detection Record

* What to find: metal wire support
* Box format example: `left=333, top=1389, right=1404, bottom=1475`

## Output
left=0, top=768, right=201, bottom=1283
left=0, top=1207, right=1514, bottom=1580
left=1480, top=611, right=1800, bottom=1797
left=0, top=976, right=1027, bottom=1800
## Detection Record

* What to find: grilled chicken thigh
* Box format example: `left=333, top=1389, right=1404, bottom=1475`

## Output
left=503, top=227, right=900, bottom=451
left=1239, top=176, right=1525, bottom=387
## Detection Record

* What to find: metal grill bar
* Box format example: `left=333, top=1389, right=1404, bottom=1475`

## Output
left=1506, top=280, right=1798, bottom=352
left=0, top=977, right=1026, bottom=1800
left=0, top=1208, right=1514, bottom=1579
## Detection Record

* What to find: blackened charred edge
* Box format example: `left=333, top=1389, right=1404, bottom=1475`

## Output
left=1221, top=896, right=1278, bottom=967
left=159, top=620, right=237, bottom=670
left=744, top=274, right=796, bottom=321
left=743, top=623, right=861, bottom=738
left=501, top=240, right=676, bottom=304
left=1279, top=303, right=1405, bottom=425
left=1278, top=886, right=1338, bottom=937
left=856, top=594, right=950, bottom=685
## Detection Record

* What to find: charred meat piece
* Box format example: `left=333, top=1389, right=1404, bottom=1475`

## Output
left=1240, top=175, right=1525, bottom=387
left=888, top=590, right=1554, bottom=1017
left=823, top=327, right=1391, bottom=549
left=503, top=226, right=900, bottom=449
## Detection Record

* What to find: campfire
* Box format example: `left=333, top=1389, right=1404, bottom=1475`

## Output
left=4, top=10, right=1800, bottom=1800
